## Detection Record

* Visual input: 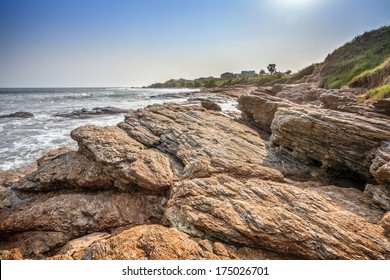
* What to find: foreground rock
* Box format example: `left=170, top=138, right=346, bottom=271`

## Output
left=270, top=106, right=390, bottom=182
left=0, top=192, right=165, bottom=258
left=1, top=101, right=389, bottom=260
left=16, top=126, right=175, bottom=192
left=163, top=175, right=390, bottom=260
left=0, top=111, right=34, bottom=118
left=50, top=224, right=288, bottom=260
left=118, top=103, right=315, bottom=181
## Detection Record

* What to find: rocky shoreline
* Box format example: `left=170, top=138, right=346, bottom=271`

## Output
left=0, top=83, right=389, bottom=260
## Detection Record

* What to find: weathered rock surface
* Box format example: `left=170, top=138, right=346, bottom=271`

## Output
left=16, top=125, right=175, bottom=192
left=365, top=184, right=390, bottom=211
left=381, top=212, right=390, bottom=234
left=55, top=106, right=132, bottom=118
left=270, top=106, right=390, bottom=181
left=0, top=111, right=34, bottom=118
left=237, top=91, right=294, bottom=132
left=118, top=103, right=315, bottom=181
left=50, top=224, right=289, bottom=260
left=0, top=191, right=165, bottom=257
left=0, top=248, right=23, bottom=260
left=163, top=175, right=390, bottom=260
left=275, top=83, right=324, bottom=105
left=370, top=143, right=390, bottom=187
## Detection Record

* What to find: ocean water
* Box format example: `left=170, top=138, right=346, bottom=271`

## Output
left=0, top=87, right=200, bottom=171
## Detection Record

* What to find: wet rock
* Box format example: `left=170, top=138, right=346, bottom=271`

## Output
left=0, top=111, right=34, bottom=118
left=163, top=175, right=390, bottom=260
left=201, top=100, right=222, bottom=111
left=55, top=106, right=132, bottom=118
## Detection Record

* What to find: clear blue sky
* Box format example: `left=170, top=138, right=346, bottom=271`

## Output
left=0, top=0, right=389, bottom=87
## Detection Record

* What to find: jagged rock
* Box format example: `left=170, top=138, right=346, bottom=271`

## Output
left=237, top=92, right=294, bottom=132
left=0, top=249, right=23, bottom=260
left=55, top=106, right=132, bottom=118
left=201, top=100, right=222, bottom=111
left=319, top=89, right=364, bottom=110
left=57, top=232, right=110, bottom=256
left=370, top=143, right=390, bottom=187
left=0, top=231, right=71, bottom=258
left=365, top=184, right=390, bottom=211
left=0, top=111, right=34, bottom=118
left=163, top=175, right=390, bottom=260
left=16, top=125, right=175, bottom=192
left=275, top=83, right=324, bottom=104
left=118, top=103, right=314, bottom=181
left=381, top=212, right=390, bottom=233
left=270, top=106, right=390, bottom=181
left=0, top=191, right=165, bottom=258
left=49, top=225, right=289, bottom=260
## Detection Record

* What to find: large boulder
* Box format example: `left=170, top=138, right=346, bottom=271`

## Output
left=163, top=175, right=390, bottom=260
left=0, top=191, right=165, bottom=258
left=16, top=126, right=175, bottom=192
left=118, top=103, right=314, bottom=181
left=270, top=106, right=390, bottom=181
left=237, top=92, right=294, bottom=133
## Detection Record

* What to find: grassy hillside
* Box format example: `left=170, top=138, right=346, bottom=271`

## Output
left=319, top=26, right=390, bottom=89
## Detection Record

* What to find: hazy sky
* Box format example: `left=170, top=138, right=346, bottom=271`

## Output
left=0, top=0, right=389, bottom=87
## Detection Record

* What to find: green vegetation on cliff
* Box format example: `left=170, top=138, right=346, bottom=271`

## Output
left=148, top=74, right=288, bottom=88
left=366, top=84, right=390, bottom=101
left=320, top=26, right=390, bottom=89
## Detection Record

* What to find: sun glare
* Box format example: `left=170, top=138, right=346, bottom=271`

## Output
left=275, top=0, right=315, bottom=6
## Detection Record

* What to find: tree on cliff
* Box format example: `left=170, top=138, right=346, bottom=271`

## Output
left=267, top=64, right=276, bottom=75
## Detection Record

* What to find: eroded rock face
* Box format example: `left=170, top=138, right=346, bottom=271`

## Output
left=163, top=175, right=390, bottom=260
left=381, top=212, right=390, bottom=233
left=0, top=111, right=34, bottom=118
left=365, top=184, right=390, bottom=211
left=370, top=143, right=390, bottom=188
left=0, top=191, right=165, bottom=258
left=16, top=126, right=175, bottom=192
left=50, top=224, right=289, bottom=260
left=237, top=92, right=294, bottom=133
left=119, top=103, right=288, bottom=180
left=270, top=106, right=390, bottom=181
